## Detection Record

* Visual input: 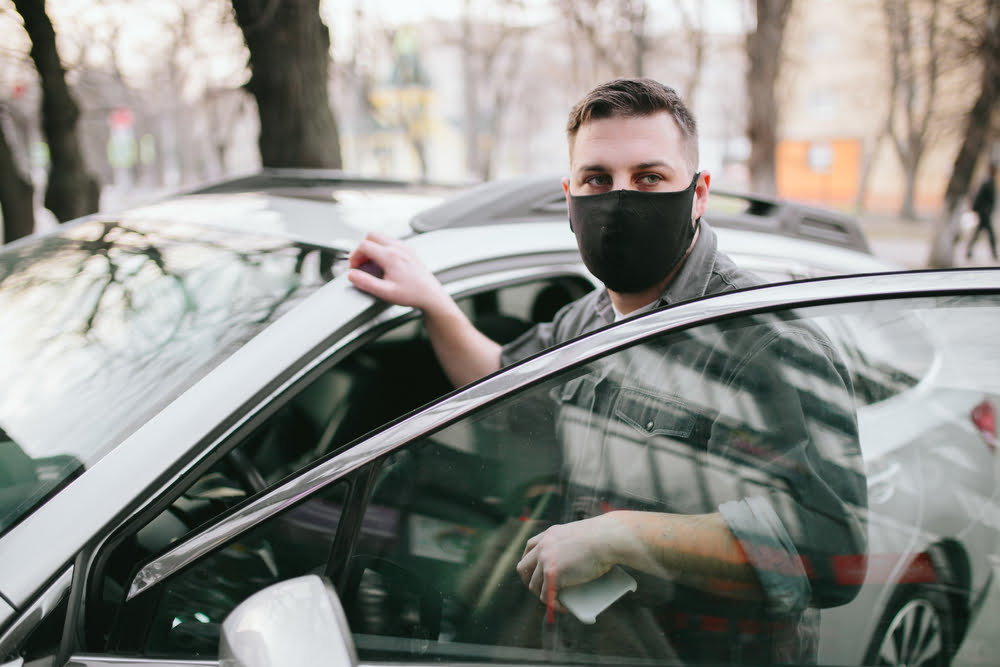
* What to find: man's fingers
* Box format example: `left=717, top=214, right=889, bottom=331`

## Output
left=528, top=560, right=546, bottom=599
left=523, top=532, right=541, bottom=557
left=347, top=267, right=392, bottom=300
left=516, top=548, right=537, bottom=586
left=349, top=238, right=395, bottom=269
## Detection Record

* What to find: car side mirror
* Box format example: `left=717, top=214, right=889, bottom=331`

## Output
left=219, top=575, right=357, bottom=667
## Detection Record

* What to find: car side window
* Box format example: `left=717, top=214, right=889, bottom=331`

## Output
left=342, top=306, right=869, bottom=665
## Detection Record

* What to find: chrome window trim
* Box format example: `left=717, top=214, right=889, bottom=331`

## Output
left=127, top=268, right=1000, bottom=599
left=0, top=568, right=71, bottom=658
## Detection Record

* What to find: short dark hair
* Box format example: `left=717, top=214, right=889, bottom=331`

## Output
left=566, top=78, right=699, bottom=171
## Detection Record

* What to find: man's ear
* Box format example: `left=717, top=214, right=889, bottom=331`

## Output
left=692, top=171, right=711, bottom=222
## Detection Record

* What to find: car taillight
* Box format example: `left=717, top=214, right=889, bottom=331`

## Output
left=971, top=399, right=996, bottom=452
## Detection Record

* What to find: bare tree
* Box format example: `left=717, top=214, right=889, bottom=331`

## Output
left=556, top=0, right=652, bottom=82
left=457, top=0, right=532, bottom=180
left=746, top=0, right=793, bottom=196
left=673, top=0, right=707, bottom=104
left=12, top=0, right=99, bottom=222
left=378, top=26, right=434, bottom=179
left=0, top=107, right=34, bottom=242
left=928, top=0, right=1000, bottom=266
left=881, top=0, right=952, bottom=219
left=231, top=0, right=342, bottom=168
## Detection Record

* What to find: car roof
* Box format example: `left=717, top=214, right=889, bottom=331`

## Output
left=85, top=169, right=879, bottom=274
left=107, top=173, right=451, bottom=250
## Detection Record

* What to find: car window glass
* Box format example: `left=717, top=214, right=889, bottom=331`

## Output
left=8, top=594, right=68, bottom=664
left=820, top=305, right=935, bottom=406
left=346, top=305, right=865, bottom=664
left=342, top=295, right=999, bottom=667
left=0, top=219, right=333, bottom=536
left=108, top=479, right=350, bottom=658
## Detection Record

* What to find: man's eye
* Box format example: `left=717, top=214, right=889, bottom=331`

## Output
left=585, top=175, right=611, bottom=186
left=639, top=174, right=663, bottom=185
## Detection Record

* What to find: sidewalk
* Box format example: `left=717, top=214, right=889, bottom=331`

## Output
left=859, top=214, right=1000, bottom=270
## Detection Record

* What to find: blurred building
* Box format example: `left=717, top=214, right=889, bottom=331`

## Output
left=779, top=0, right=982, bottom=215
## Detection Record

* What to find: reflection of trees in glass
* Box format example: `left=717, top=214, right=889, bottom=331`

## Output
left=0, top=219, right=336, bottom=467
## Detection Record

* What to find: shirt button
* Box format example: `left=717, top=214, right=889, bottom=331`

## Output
left=646, top=421, right=654, bottom=429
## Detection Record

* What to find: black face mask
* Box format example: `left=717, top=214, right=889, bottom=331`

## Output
left=568, top=173, right=700, bottom=293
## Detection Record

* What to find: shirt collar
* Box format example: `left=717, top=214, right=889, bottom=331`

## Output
left=591, top=218, right=720, bottom=322
left=659, top=218, right=718, bottom=306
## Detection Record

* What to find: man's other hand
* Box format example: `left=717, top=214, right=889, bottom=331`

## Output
left=517, top=515, right=623, bottom=606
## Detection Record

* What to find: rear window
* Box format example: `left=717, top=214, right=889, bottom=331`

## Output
left=0, top=219, right=334, bottom=534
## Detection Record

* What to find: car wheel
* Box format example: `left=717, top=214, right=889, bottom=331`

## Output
left=864, top=585, right=954, bottom=667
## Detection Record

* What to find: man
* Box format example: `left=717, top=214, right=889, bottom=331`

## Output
left=348, top=78, right=757, bottom=386
left=966, top=163, right=997, bottom=261
left=349, top=78, right=865, bottom=663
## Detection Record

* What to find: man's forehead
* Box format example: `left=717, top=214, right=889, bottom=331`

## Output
left=569, top=112, right=688, bottom=166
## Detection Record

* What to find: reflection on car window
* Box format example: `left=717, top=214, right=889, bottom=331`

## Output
left=0, top=219, right=334, bottom=535
left=825, top=306, right=935, bottom=406
left=343, top=295, right=1000, bottom=666
left=346, top=307, right=869, bottom=665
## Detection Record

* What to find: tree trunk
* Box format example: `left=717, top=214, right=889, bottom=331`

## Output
left=927, top=0, right=1000, bottom=268
left=13, top=0, right=100, bottom=223
left=901, top=155, right=920, bottom=219
left=0, top=117, right=35, bottom=243
left=746, top=0, right=793, bottom=196
left=462, top=1, right=481, bottom=180
left=231, top=0, right=342, bottom=168
left=630, top=0, right=647, bottom=77
left=853, top=131, right=885, bottom=213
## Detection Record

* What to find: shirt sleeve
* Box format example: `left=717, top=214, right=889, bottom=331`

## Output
left=499, top=294, right=596, bottom=367
left=715, top=325, right=868, bottom=614
left=499, top=320, right=557, bottom=368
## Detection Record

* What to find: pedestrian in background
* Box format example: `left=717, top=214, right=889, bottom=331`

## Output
left=966, top=163, right=998, bottom=261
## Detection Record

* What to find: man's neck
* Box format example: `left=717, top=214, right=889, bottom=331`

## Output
left=608, top=284, right=665, bottom=316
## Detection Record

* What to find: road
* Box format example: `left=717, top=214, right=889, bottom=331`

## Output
left=862, top=215, right=999, bottom=270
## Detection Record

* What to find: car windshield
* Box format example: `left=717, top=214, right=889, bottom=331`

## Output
left=0, top=218, right=335, bottom=535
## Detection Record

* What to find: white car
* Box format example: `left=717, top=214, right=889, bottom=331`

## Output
left=2, top=171, right=995, bottom=667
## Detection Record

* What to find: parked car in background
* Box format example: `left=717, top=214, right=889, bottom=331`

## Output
left=3, top=171, right=995, bottom=667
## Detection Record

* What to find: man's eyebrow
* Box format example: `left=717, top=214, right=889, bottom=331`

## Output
left=576, top=161, right=677, bottom=172
left=636, top=161, right=672, bottom=170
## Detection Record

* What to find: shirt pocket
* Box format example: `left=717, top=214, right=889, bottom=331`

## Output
left=613, top=387, right=699, bottom=440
